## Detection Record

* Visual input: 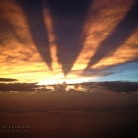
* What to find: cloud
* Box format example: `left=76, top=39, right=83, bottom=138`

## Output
left=85, top=0, right=138, bottom=71
left=82, top=70, right=114, bottom=77
left=72, top=0, right=138, bottom=70
left=0, top=78, right=18, bottom=82
left=98, top=81, right=138, bottom=93
left=0, top=82, right=39, bottom=91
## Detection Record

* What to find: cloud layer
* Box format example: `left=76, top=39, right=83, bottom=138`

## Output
left=0, top=0, right=138, bottom=84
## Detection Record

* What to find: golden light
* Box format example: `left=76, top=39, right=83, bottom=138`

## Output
left=72, top=0, right=135, bottom=71
left=0, top=0, right=138, bottom=84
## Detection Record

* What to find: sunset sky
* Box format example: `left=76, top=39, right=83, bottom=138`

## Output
left=0, top=0, right=138, bottom=84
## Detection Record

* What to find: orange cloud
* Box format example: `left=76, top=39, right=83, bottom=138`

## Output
left=72, top=0, right=135, bottom=71
left=0, top=0, right=138, bottom=84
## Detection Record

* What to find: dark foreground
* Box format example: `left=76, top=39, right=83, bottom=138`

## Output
left=0, top=90, right=138, bottom=138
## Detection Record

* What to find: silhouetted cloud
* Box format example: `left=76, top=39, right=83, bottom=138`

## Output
left=48, top=0, right=92, bottom=76
left=0, top=78, right=18, bottom=82
left=85, top=0, right=138, bottom=71
left=98, top=81, right=138, bottom=93
left=15, top=0, right=52, bottom=70
left=0, top=82, right=38, bottom=91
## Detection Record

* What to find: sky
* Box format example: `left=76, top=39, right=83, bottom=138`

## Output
left=0, top=0, right=138, bottom=84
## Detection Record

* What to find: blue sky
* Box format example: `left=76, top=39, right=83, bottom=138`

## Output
left=93, top=61, right=138, bottom=82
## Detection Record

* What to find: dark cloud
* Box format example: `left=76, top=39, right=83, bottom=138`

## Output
left=0, top=78, right=18, bottom=82
left=85, top=0, right=138, bottom=71
left=80, top=69, right=115, bottom=77
left=48, top=0, right=92, bottom=76
left=98, top=81, right=138, bottom=93
left=0, top=82, right=38, bottom=91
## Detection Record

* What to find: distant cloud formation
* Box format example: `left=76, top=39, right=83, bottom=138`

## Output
left=98, top=81, right=138, bottom=93
left=0, top=0, right=138, bottom=83
left=0, top=82, right=38, bottom=91
left=0, top=78, right=18, bottom=82
left=0, top=81, right=138, bottom=94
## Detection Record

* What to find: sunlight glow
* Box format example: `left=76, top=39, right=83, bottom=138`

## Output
left=0, top=0, right=137, bottom=84
left=38, top=77, right=94, bottom=85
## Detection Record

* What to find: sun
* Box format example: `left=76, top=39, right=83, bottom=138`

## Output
left=38, top=77, right=93, bottom=85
